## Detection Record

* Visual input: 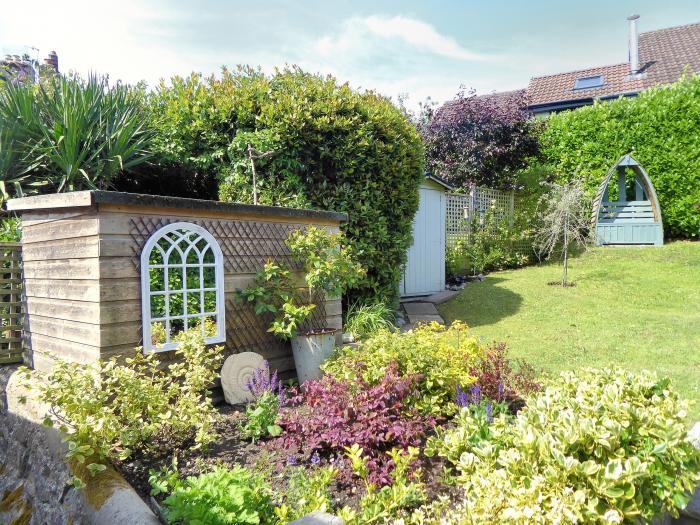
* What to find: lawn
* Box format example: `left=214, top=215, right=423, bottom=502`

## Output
left=439, top=241, right=700, bottom=421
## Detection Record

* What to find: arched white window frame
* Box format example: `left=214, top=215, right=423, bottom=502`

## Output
left=140, top=222, right=226, bottom=353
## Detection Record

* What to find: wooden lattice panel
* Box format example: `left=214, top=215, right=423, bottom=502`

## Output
left=446, top=187, right=514, bottom=247
left=0, top=242, right=23, bottom=365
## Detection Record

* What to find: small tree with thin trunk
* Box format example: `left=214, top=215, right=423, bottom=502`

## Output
left=534, top=179, right=590, bottom=286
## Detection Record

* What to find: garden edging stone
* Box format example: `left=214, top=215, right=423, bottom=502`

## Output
left=288, top=511, right=345, bottom=525
left=682, top=421, right=700, bottom=520
left=0, top=368, right=159, bottom=525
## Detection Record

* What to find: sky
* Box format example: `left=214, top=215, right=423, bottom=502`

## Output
left=1, top=0, right=698, bottom=109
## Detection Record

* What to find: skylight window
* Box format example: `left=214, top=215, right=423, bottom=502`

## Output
left=574, top=75, right=604, bottom=90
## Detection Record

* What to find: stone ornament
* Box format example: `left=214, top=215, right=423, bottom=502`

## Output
left=220, top=352, right=266, bottom=405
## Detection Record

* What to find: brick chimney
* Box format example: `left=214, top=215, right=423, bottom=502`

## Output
left=43, top=51, right=58, bottom=72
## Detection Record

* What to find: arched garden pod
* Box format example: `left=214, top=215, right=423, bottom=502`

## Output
left=592, top=154, right=663, bottom=246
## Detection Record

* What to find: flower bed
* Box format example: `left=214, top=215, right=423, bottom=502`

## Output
left=20, top=323, right=700, bottom=524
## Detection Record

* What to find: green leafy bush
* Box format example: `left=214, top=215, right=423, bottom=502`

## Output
left=0, top=216, right=21, bottom=242
left=323, top=322, right=484, bottom=417
left=423, top=368, right=700, bottom=524
left=20, top=327, right=223, bottom=479
left=339, top=445, right=425, bottom=525
left=163, top=466, right=276, bottom=525
left=540, top=74, right=700, bottom=238
left=151, top=66, right=424, bottom=305
left=344, top=301, right=395, bottom=340
left=446, top=208, right=533, bottom=276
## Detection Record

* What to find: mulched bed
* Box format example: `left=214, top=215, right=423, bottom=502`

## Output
left=115, top=402, right=457, bottom=517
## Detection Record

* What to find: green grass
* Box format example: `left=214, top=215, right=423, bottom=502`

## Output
left=439, top=241, right=700, bottom=421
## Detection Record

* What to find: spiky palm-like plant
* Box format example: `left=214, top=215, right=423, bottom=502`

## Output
left=0, top=74, right=152, bottom=196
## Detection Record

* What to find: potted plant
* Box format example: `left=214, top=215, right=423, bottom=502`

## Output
left=237, top=227, right=365, bottom=383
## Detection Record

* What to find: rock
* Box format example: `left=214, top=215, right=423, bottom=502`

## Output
left=341, top=332, right=355, bottom=344
left=688, top=422, right=700, bottom=450
left=288, top=511, right=345, bottom=525
left=220, top=352, right=266, bottom=405
left=681, top=422, right=700, bottom=520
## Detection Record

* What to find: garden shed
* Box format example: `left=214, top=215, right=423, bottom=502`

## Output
left=402, top=175, right=452, bottom=297
left=6, top=191, right=346, bottom=378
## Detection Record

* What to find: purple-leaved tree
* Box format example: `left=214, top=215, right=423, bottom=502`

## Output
left=420, top=89, right=539, bottom=190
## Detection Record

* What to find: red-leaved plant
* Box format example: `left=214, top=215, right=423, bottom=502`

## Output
left=275, top=363, right=434, bottom=486
left=469, top=342, right=541, bottom=403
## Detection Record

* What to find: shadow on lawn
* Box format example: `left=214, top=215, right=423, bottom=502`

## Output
left=445, top=276, right=523, bottom=328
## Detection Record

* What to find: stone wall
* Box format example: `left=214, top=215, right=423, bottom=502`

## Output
left=0, top=366, right=158, bottom=525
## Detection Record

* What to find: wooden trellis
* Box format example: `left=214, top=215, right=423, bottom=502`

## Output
left=0, top=242, right=23, bottom=365
left=446, top=187, right=515, bottom=247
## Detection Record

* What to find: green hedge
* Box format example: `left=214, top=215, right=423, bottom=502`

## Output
left=539, top=75, right=700, bottom=238
left=151, top=67, right=424, bottom=305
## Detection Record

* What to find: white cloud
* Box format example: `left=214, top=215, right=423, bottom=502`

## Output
left=312, top=15, right=486, bottom=62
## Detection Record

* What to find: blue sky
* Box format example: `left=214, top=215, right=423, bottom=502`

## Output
left=1, top=0, right=698, bottom=108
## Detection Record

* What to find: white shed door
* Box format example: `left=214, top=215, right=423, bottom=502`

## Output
left=402, top=185, right=445, bottom=296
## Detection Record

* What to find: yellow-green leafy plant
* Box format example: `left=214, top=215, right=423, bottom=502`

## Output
left=338, top=444, right=425, bottom=525
left=19, top=327, right=223, bottom=483
left=323, top=322, right=484, bottom=416
left=238, top=228, right=365, bottom=339
left=422, top=368, right=700, bottom=524
left=274, top=465, right=338, bottom=522
left=286, top=226, right=366, bottom=300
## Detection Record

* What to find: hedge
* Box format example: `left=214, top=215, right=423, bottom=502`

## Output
left=150, top=67, right=424, bottom=305
left=539, top=74, right=700, bottom=238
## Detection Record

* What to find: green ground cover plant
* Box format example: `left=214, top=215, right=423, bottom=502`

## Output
left=540, top=74, right=700, bottom=239
left=439, top=241, right=700, bottom=420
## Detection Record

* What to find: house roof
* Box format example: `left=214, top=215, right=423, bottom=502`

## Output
left=527, top=22, right=700, bottom=109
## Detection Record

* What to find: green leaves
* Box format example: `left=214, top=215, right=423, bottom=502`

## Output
left=0, top=74, right=152, bottom=196
left=20, top=326, right=223, bottom=487
left=239, top=391, right=282, bottom=441
left=423, top=368, right=700, bottom=524
left=163, top=466, right=276, bottom=525
left=540, top=74, right=700, bottom=239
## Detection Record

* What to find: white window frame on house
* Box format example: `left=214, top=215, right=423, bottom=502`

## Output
left=140, top=222, right=226, bottom=353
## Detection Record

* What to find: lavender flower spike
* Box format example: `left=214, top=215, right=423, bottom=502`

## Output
left=455, top=384, right=470, bottom=407
left=486, top=400, right=493, bottom=423
left=470, top=384, right=482, bottom=405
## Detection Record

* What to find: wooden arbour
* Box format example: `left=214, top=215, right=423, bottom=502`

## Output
left=592, top=154, right=663, bottom=246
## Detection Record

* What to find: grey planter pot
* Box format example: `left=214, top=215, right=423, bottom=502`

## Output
left=291, top=330, right=338, bottom=384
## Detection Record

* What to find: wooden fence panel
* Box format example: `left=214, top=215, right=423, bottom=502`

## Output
left=0, top=242, right=23, bottom=364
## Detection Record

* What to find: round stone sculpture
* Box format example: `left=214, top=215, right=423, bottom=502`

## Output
left=220, top=352, right=266, bottom=405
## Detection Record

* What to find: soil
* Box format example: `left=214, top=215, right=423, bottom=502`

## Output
left=114, top=403, right=459, bottom=518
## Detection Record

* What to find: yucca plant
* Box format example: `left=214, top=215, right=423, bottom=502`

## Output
left=0, top=74, right=152, bottom=195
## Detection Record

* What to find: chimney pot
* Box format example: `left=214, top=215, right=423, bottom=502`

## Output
left=628, top=14, right=641, bottom=75
left=43, top=51, right=59, bottom=72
